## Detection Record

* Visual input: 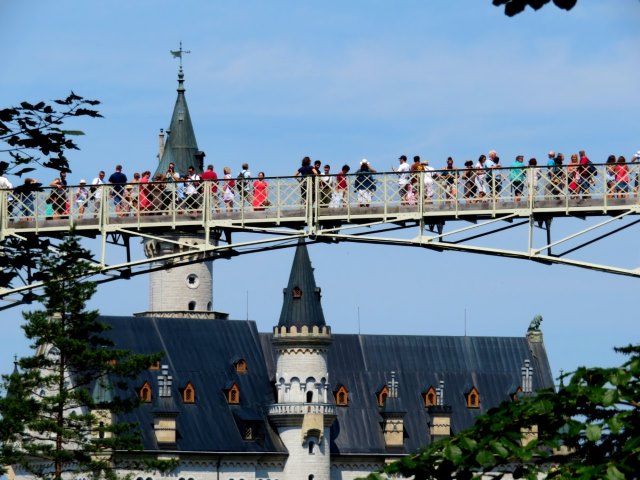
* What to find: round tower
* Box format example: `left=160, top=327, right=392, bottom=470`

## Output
left=144, top=236, right=213, bottom=315
left=268, top=241, right=336, bottom=480
left=140, top=62, right=216, bottom=318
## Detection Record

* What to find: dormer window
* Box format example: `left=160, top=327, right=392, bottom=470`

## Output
left=466, top=386, right=480, bottom=409
left=234, top=358, right=248, bottom=374
left=182, top=382, right=195, bottom=404
left=335, top=385, right=349, bottom=406
left=423, top=386, right=437, bottom=407
left=149, top=360, right=161, bottom=371
left=376, top=385, right=389, bottom=407
left=511, top=386, right=523, bottom=401
left=292, top=286, right=302, bottom=299
left=226, top=383, right=240, bottom=404
left=139, top=381, right=152, bottom=402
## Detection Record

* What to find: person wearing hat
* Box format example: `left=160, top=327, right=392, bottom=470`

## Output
left=75, top=179, right=90, bottom=219
left=355, top=159, right=377, bottom=207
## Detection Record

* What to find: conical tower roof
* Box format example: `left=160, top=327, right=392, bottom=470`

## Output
left=277, top=241, right=326, bottom=329
left=154, top=66, right=199, bottom=177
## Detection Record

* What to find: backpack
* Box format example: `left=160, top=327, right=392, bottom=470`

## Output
left=587, top=159, right=597, bottom=176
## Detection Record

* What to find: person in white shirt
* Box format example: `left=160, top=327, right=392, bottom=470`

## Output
left=183, top=165, right=201, bottom=212
left=396, top=155, right=411, bottom=205
left=91, top=170, right=105, bottom=217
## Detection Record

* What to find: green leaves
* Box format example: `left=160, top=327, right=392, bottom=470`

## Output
left=0, top=234, right=159, bottom=480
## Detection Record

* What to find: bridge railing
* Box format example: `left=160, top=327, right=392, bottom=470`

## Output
left=2, top=163, right=638, bottom=230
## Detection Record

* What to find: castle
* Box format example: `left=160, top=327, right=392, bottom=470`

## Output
left=8, top=65, right=554, bottom=480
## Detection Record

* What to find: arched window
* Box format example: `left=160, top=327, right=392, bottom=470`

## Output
left=308, top=440, right=315, bottom=454
left=188, top=301, right=196, bottom=311
left=98, top=421, right=105, bottom=439
left=139, top=381, right=152, bottom=402
left=183, top=382, right=195, bottom=403
left=235, top=358, right=248, bottom=373
left=308, top=475, right=314, bottom=480
left=377, top=385, right=389, bottom=407
left=424, top=386, right=437, bottom=407
left=466, top=386, right=480, bottom=409
left=335, top=385, right=349, bottom=406
left=227, top=383, right=240, bottom=404
left=306, top=391, right=313, bottom=403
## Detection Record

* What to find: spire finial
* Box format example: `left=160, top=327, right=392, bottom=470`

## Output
left=170, top=41, right=191, bottom=69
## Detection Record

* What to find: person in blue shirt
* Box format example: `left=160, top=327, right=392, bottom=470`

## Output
left=510, top=155, right=526, bottom=202
left=108, top=164, right=128, bottom=216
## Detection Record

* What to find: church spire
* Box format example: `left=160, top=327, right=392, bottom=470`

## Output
left=278, top=240, right=326, bottom=329
left=154, top=45, right=199, bottom=178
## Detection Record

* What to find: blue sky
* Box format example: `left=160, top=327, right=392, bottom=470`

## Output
left=0, top=0, right=639, bottom=386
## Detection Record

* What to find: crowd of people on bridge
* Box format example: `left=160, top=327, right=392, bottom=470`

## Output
left=1, top=148, right=640, bottom=221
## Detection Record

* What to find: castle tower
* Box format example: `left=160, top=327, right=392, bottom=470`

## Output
left=143, top=65, right=214, bottom=317
left=269, top=241, right=336, bottom=480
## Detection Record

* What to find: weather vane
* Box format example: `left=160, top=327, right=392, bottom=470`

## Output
left=170, top=41, right=191, bottom=68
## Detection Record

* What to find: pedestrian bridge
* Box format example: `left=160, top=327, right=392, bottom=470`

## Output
left=2, top=163, right=640, bottom=304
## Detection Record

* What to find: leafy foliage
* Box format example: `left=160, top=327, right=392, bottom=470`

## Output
left=364, top=344, right=640, bottom=479
left=0, top=234, right=161, bottom=480
left=492, top=0, right=578, bottom=16
left=0, top=93, right=101, bottom=303
left=0, top=92, right=101, bottom=177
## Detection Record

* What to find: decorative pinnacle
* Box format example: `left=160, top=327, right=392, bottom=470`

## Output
left=170, top=41, right=191, bottom=69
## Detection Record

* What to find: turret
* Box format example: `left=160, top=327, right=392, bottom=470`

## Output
left=269, top=241, right=336, bottom=480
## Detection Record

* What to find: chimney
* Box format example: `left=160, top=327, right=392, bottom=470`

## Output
left=428, top=380, right=452, bottom=441
left=380, top=372, right=406, bottom=450
left=153, top=365, right=178, bottom=445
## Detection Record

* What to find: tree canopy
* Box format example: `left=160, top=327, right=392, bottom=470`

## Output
left=0, top=234, right=161, bottom=480
left=363, top=344, right=640, bottom=479
left=0, top=93, right=101, bottom=306
left=492, top=0, right=577, bottom=17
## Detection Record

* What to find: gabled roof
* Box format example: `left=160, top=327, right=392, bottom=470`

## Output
left=277, top=241, right=326, bottom=328
left=154, top=67, right=199, bottom=177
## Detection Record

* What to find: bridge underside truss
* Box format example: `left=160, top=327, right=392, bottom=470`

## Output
left=1, top=166, right=639, bottom=309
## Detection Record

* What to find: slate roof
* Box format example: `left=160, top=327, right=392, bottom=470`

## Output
left=100, top=315, right=286, bottom=454
left=154, top=67, right=200, bottom=178
left=260, top=332, right=554, bottom=454
left=97, top=314, right=553, bottom=456
left=277, top=241, right=327, bottom=328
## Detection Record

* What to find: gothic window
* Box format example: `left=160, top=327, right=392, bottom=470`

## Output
left=292, top=286, right=302, bottom=299
left=466, top=386, right=480, bottom=409
left=139, top=381, right=152, bottom=402
left=335, top=385, right=349, bottom=406
left=235, top=358, right=248, bottom=373
left=377, top=385, right=389, bottom=407
left=424, top=386, right=437, bottom=407
left=227, top=383, right=240, bottom=404
left=183, top=382, right=195, bottom=403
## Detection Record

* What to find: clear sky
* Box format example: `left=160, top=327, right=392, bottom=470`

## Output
left=0, top=0, right=639, bottom=387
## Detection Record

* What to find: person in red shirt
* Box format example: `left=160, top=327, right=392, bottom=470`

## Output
left=200, top=164, right=219, bottom=211
left=335, top=164, right=351, bottom=207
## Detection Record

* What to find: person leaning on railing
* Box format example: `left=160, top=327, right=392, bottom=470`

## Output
left=509, top=155, right=526, bottom=203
